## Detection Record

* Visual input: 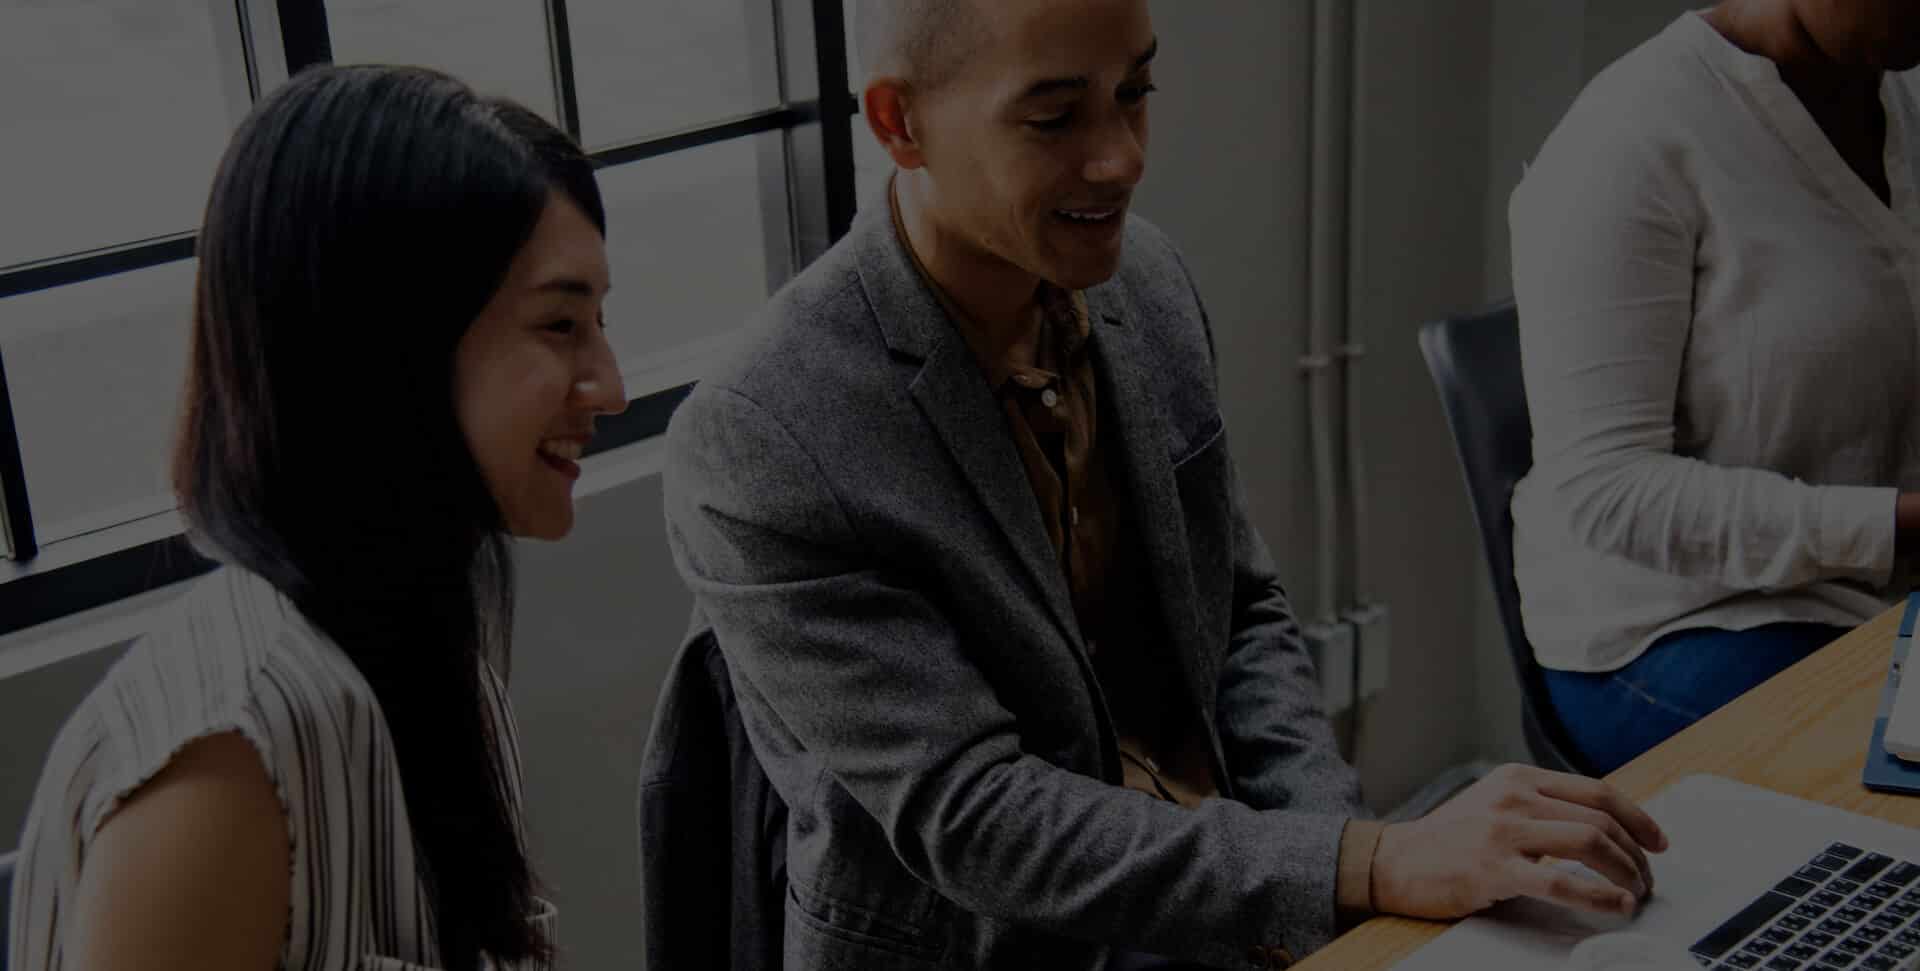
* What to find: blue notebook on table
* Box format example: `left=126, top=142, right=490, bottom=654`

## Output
left=1862, top=592, right=1920, bottom=795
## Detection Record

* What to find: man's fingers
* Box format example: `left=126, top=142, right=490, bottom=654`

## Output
left=1507, top=858, right=1638, bottom=916
left=1511, top=819, right=1647, bottom=900
left=1536, top=773, right=1669, bottom=852
left=1521, top=796, right=1653, bottom=895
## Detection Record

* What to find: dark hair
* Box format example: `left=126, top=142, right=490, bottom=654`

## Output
left=175, top=64, right=604, bottom=970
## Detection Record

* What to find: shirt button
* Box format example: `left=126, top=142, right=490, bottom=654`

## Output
left=1070, top=505, right=1081, bottom=527
left=1041, top=388, right=1060, bottom=408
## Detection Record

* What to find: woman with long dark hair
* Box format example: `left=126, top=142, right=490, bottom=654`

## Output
left=8, top=64, right=623, bottom=970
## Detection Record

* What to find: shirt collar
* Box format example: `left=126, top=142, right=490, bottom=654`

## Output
left=888, top=175, right=1091, bottom=391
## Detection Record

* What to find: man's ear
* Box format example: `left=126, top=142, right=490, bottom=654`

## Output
left=862, top=79, right=927, bottom=170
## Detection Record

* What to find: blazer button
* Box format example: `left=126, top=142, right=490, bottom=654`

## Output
left=1248, top=945, right=1270, bottom=968
left=1272, top=947, right=1294, bottom=968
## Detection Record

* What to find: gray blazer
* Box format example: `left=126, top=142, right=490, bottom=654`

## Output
left=662, top=202, right=1365, bottom=970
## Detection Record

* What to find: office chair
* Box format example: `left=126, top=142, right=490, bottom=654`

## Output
left=637, top=628, right=786, bottom=969
left=1418, top=301, right=1593, bottom=776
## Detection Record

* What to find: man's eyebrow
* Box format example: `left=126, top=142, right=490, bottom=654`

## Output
left=1015, top=37, right=1160, bottom=102
left=1018, top=76, right=1089, bottom=102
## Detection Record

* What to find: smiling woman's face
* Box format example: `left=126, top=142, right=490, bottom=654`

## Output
left=453, top=193, right=625, bottom=540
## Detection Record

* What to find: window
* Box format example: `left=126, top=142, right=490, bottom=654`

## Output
left=0, top=0, right=860, bottom=635
left=325, top=0, right=560, bottom=122
left=0, top=261, right=195, bottom=545
left=598, top=134, right=783, bottom=385
left=839, top=0, right=888, bottom=208
left=0, top=0, right=243, bottom=266
left=565, top=0, right=778, bottom=148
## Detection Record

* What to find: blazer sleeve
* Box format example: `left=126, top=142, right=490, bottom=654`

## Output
left=1212, top=443, right=1367, bottom=821
left=663, top=380, right=1353, bottom=966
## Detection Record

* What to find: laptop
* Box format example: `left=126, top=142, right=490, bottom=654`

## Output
left=1868, top=593, right=1920, bottom=779
left=1392, top=774, right=1920, bottom=970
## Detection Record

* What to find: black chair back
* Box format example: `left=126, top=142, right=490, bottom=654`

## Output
left=1418, top=301, right=1591, bottom=775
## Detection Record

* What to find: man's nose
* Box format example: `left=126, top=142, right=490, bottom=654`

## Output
left=1086, top=121, right=1147, bottom=186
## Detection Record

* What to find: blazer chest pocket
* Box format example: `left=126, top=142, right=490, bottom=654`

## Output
left=1171, top=414, right=1233, bottom=645
left=1170, top=412, right=1224, bottom=471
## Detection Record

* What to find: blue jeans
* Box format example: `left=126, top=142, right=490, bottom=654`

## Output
left=1543, top=622, right=1846, bottom=775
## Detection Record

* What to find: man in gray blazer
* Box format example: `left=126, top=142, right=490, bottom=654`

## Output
left=662, top=0, right=1668, bottom=967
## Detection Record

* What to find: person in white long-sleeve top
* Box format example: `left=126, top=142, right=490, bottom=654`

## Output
left=1510, top=0, right=1920, bottom=774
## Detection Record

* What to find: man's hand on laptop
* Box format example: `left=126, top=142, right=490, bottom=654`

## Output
left=1370, top=763, right=1669, bottom=920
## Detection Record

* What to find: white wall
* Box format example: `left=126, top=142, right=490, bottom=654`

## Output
left=1344, top=0, right=1506, bottom=801
left=509, top=472, right=685, bottom=970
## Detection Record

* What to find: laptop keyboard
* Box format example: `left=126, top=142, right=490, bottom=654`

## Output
left=1690, top=843, right=1920, bottom=970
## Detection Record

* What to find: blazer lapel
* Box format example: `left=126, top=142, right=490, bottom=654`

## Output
left=1085, top=290, right=1217, bottom=712
left=849, top=205, right=1084, bottom=647
left=909, top=344, right=1084, bottom=644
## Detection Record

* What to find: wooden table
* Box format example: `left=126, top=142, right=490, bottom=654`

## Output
left=1298, top=604, right=1920, bottom=970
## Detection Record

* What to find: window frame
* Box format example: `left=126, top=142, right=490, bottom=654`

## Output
left=0, top=0, right=858, bottom=638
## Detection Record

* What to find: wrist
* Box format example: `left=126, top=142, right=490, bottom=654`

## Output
left=1370, top=822, right=1408, bottom=916
left=1337, top=820, right=1387, bottom=919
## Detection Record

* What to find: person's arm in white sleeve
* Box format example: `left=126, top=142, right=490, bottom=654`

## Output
left=1509, top=125, right=1899, bottom=591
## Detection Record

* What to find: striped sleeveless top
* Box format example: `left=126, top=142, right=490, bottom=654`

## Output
left=6, top=567, right=552, bottom=970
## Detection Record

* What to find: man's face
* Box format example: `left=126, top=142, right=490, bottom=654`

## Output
left=910, top=0, right=1156, bottom=291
